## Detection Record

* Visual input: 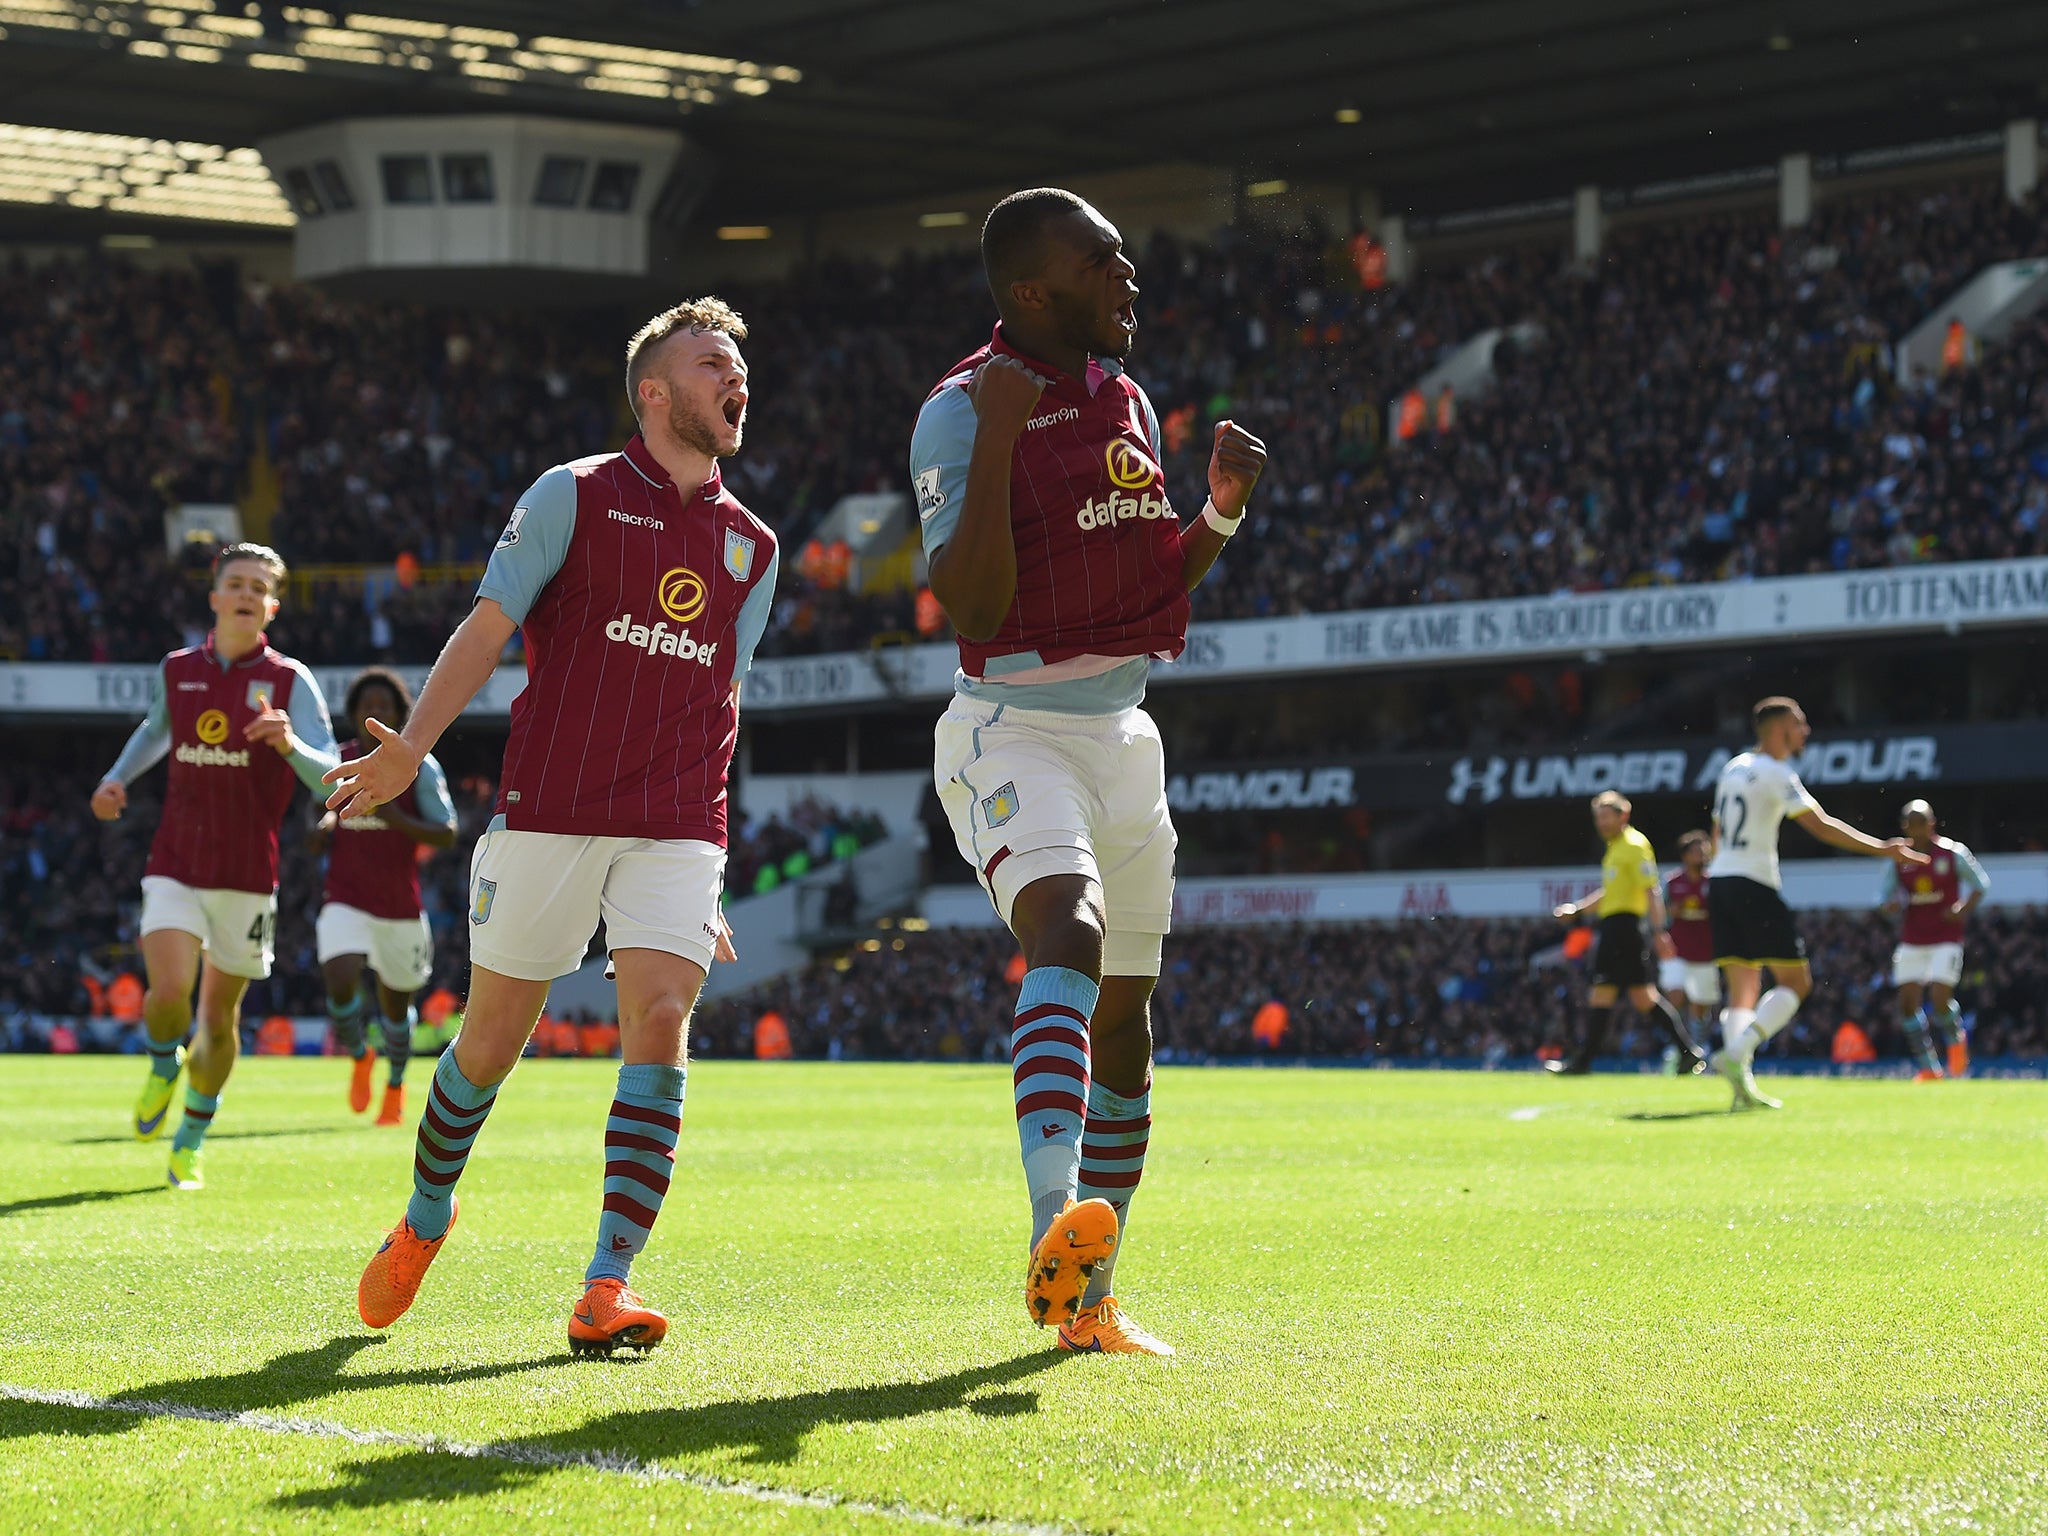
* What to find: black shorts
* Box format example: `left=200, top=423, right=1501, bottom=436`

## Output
left=1708, top=875, right=1806, bottom=966
left=1591, top=913, right=1651, bottom=988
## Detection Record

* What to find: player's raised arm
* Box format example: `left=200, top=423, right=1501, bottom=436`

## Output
left=1181, top=418, right=1268, bottom=592
left=926, top=356, right=1045, bottom=640
left=246, top=658, right=342, bottom=791
left=327, top=465, right=575, bottom=818
left=91, top=661, right=172, bottom=820
left=324, top=601, right=513, bottom=819
left=1952, top=843, right=1990, bottom=919
left=1789, top=802, right=1928, bottom=865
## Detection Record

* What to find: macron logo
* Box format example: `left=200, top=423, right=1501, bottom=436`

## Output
left=1026, top=405, right=1080, bottom=431
left=604, top=613, right=719, bottom=666
left=608, top=508, right=665, bottom=531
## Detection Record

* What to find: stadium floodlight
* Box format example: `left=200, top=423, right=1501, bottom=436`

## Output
left=0, top=122, right=295, bottom=225
left=0, top=1, right=800, bottom=116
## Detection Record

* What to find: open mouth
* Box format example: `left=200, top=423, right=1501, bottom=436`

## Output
left=720, top=393, right=746, bottom=429
left=1114, top=299, right=1138, bottom=334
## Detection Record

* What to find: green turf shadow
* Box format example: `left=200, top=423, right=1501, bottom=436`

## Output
left=1619, top=1108, right=1743, bottom=1123
left=0, top=1335, right=574, bottom=1447
left=67, top=1127, right=354, bottom=1146
left=276, top=1350, right=1071, bottom=1512
left=0, top=1185, right=162, bottom=1218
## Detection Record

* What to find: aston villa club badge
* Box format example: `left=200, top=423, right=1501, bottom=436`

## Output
left=982, top=782, right=1020, bottom=828
left=723, top=527, right=756, bottom=581
left=245, top=680, right=276, bottom=713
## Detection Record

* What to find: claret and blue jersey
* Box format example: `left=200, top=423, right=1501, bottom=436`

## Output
left=478, top=434, right=780, bottom=846
left=909, top=324, right=1189, bottom=716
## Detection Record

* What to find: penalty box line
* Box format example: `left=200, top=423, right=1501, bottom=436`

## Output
left=1, top=1382, right=1092, bottom=1536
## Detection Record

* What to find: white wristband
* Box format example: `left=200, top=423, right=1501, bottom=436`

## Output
left=1200, top=498, right=1243, bottom=537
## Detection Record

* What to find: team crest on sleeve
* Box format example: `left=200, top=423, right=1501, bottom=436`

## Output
left=245, top=680, right=275, bottom=713
left=498, top=505, right=528, bottom=548
left=723, top=528, right=756, bottom=581
left=471, top=878, right=497, bottom=925
left=981, top=781, right=1020, bottom=828
left=915, top=465, right=947, bottom=522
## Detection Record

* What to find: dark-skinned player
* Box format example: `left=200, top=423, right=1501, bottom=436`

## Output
left=910, top=188, right=1267, bottom=1354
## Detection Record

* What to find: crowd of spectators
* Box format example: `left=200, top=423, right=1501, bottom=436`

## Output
left=3, top=167, right=2046, bottom=669
left=692, top=908, right=2048, bottom=1067
left=0, top=749, right=885, bottom=1041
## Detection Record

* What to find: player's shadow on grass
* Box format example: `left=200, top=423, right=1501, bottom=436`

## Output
left=0, top=1185, right=160, bottom=1218
left=67, top=1127, right=352, bottom=1146
left=0, top=1335, right=574, bottom=1446
left=278, top=1350, right=1070, bottom=1512
left=1620, top=1108, right=1737, bottom=1123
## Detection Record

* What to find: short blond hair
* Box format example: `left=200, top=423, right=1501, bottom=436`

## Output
left=1590, top=791, right=1631, bottom=815
left=213, top=541, right=287, bottom=589
left=625, top=297, right=747, bottom=419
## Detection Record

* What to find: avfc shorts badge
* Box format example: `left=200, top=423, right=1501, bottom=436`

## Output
left=723, top=527, right=756, bottom=581
left=981, top=781, right=1020, bottom=828
left=471, top=878, right=497, bottom=926
left=245, top=680, right=275, bottom=713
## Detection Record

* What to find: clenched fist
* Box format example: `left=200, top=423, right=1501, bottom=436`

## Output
left=967, top=355, right=1049, bottom=439
left=1208, top=419, right=1268, bottom=517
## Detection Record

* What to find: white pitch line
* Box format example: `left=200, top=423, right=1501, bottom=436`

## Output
left=1507, top=1106, right=1545, bottom=1121
left=1, top=1382, right=1089, bottom=1536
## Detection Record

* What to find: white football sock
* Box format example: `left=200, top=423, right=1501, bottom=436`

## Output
left=1721, top=1007, right=1758, bottom=1063
left=1752, top=987, right=1802, bottom=1046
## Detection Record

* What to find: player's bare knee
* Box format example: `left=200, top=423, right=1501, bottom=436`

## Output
left=626, top=991, right=692, bottom=1038
left=144, top=990, right=192, bottom=1031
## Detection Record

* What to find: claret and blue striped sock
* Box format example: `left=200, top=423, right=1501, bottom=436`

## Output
left=1011, top=966, right=1098, bottom=1249
left=144, top=1032, right=183, bottom=1082
left=171, top=1087, right=219, bottom=1153
left=327, top=986, right=368, bottom=1058
left=381, top=1004, right=416, bottom=1087
left=585, top=1063, right=686, bottom=1286
left=405, top=1051, right=498, bottom=1241
left=1077, top=1078, right=1150, bottom=1307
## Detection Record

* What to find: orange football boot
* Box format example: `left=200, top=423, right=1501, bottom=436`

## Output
left=1058, top=1297, right=1175, bottom=1356
left=358, top=1197, right=457, bottom=1329
left=1914, top=1067, right=1944, bottom=1083
left=1024, top=1197, right=1118, bottom=1328
left=1947, top=1039, right=1970, bottom=1078
left=348, top=1054, right=374, bottom=1114
left=375, top=1084, right=406, bottom=1126
left=568, top=1278, right=669, bottom=1357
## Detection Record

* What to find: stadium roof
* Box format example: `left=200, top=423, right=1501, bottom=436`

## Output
left=1, top=0, right=2043, bottom=225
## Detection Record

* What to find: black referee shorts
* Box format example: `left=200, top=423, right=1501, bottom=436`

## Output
left=1707, top=875, right=1806, bottom=967
left=1591, top=912, right=1651, bottom=989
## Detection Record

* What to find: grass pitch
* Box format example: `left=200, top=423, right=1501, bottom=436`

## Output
left=2, top=1058, right=2043, bottom=1535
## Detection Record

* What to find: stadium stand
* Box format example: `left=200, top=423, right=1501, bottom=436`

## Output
left=0, top=758, right=884, bottom=1028
left=3, top=168, right=2045, bottom=666
left=688, top=915, right=2048, bottom=1066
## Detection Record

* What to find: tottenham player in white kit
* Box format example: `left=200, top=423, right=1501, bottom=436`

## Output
left=1706, top=696, right=1927, bottom=1110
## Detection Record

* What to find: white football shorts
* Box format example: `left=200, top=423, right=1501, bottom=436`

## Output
left=1660, top=957, right=1721, bottom=1005
left=316, top=903, right=434, bottom=993
left=467, top=826, right=725, bottom=981
left=934, top=694, right=1175, bottom=978
left=1892, top=942, right=1964, bottom=988
left=139, top=875, right=276, bottom=981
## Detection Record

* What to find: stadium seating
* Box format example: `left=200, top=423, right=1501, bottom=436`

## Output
left=0, top=759, right=884, bottom=1024
left=684, top=913, right=2048, bottom=1068
left=2, top=170, right=2045, bottom=666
